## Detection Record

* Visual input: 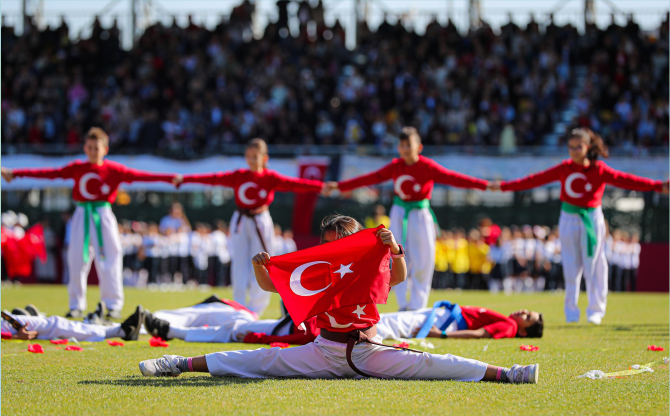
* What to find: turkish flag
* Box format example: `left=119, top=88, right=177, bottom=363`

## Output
left=1, top=225, right=46, bottom=278
left=267, top=225, right=391, bottom=326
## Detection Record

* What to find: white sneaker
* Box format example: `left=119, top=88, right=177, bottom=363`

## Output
left=139, top=355, right=184, bottom=377
left=587, top=316, right=602, bottom=325
left=507, top=364, right=539, bottom=384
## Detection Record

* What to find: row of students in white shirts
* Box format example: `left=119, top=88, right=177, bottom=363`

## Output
left=119, top=222, right=297, bottom=286
left=605, top=230, right=641, bottom=292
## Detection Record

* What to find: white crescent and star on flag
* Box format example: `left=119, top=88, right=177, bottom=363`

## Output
left=564, top=172, right=592, bottom=198
left=289, top=261, right=355, bottom=297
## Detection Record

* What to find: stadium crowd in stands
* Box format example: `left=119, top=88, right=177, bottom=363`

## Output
left=2, top=4, right=668, bottom=154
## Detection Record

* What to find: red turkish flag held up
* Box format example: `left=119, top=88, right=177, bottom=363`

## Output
left=267, top=225, right=391, bottom=326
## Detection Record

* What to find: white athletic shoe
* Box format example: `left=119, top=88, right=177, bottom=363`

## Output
left=507, top=364, right=539, bottom=384
left=139, top=355, right=184, bottom=377
left=587, top=316, right=602, bottom=325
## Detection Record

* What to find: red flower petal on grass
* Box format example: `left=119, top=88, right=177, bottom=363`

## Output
left=520, top=345, right=539, bottom=352
left=28, top=344, right=44, bottom=354
left=50, top=339, right=68, bottom=345
left=393, top=342, right=410, bottom=349
left=65, top=346, right=83, bottom=351
left=647, top=345, right=665, bottom=351
left=149, top=336, right=169, bottom=347
left=269, top=342, right=290, bottom=349
left=1, top=332, right=12, bottom=340
left=107, top=340, right=125, bottom=347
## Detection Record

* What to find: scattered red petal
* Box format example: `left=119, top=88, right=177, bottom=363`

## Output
left=203, top=324, right=209, bottom=327
left=269, top=342, right=290, bottom=349
left=520, top=345, right=540, bottom=352
left=393, top=342, right=410, bottom=349
left=50, top=339, right=68, bottom=345
left=65, top=345, right=83, bottom=351
left=647, top=345, right=665, bottom=351
left=107, top=340, right=125, bottom=347
left=149, top=336, right=169, bottom=347
left=28, top=344, right=44, bottom=354
left=1, top=332, right=12, bottom=340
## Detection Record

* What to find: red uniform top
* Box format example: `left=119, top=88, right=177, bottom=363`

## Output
left=316, top=303, right=380, bottom=332
left=182, top=169, right=323, bottom=210
left=461, top=306, right=518, bottom=339
left=500, top=159, right=664, bottom=208
left=12, top=160, right=176, bottom=203
left=338, top=155, right=488, bottom=201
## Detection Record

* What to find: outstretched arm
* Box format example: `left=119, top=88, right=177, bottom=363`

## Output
left=5, top=164, right=75, bottom=181
left=181, top=171, right=236, bottom=187
left=120, top=166, right=176, bottom=184
left=500, top=163, right=563, bottom=192
left=272, top=172, right=324, bottom=193
left=430, top=161, right=488, bottom=190
left=601, top=164, right=666, bottom=192
left=337, top=163, right=395, bottom=192
left=413, top=326, right=491, bottom=339
left=251, top=252, right=278, bottom=293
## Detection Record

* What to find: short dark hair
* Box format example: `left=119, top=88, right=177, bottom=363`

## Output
left=398, top=126, right=421, bottom=144
left=521, top=314, right=544, bottom=338
left=320, top=214, right=363, bottom=243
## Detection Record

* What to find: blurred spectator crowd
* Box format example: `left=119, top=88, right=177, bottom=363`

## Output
left=2, top=2, right=668, bottom=155
left=430, top=215, right=641, bottom=294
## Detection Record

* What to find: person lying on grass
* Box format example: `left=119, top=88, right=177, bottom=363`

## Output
left=138, top=215, right=539, bottom=383
left=1, top=304, right=143, bottom=341
left=377, top=305, right=543, bottom=341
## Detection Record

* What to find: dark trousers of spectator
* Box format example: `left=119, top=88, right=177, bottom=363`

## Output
left=208, top=257, right=231, bottom=287
left=180, top=256, right=191, bottom=281
left=455, top=273, right=467, bottom=290
left=144, top=257, right=162, bottom=284
left=607, top=263, right=619, bottom=292
left=617, top=268, right=637, bottom=292
left=432, top=270, right=449, bottom=289
left=469, top=273, right=488, bottom=290
left=193, top=268, right=208, bottom=285
left=547, top=262, right=564, bottom=290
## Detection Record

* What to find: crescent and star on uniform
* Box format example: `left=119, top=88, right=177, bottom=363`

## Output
left=564, top=172, right=592, bottom=198
left=238, top=182, right=267, bottom=205
left=394, top=174, right=421, bottom=200
left=79, top=172, right=110, bottom=200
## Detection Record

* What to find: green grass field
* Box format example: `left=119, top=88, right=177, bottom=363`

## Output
left=1, top=284, right=668, bottom=416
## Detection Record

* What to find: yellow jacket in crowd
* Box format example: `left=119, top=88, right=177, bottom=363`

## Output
left=468, top=240, right=492, bottom=274
left=451, top=237, right=470, bottom=275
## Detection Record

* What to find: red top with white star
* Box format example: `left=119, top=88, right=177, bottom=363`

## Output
left=500, top=159, right=663, bottom=208
left=12, top=160, right=176, bottom=203
left=182, top=169, right=323, bottom=210
left=337, top=155, right=488, bottom=201
left=316, top=303, right=380, bottom=332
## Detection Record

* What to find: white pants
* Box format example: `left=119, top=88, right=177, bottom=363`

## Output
left=229, top=210, right=274, bottom=314
left=376, top=308, right=458, bottom=340
left=205, top=334, right=488, bottom=380
left=152, top=302, right=273, bottom=343
left=67, top=205, right=124, bottom=312
left=559, top=208, right=608, bottom=322
left=1, top=314, right=115, bottom=342
left=389, top=205, right=437, bottom=310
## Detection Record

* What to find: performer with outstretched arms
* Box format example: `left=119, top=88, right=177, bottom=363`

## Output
left=330, top=127, right=489, bottom=311
left=177, top=138, right=332, bottom=315
left=491, top=128, right=669, bottom=324
left=1, top=128, right=177, bottom=318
